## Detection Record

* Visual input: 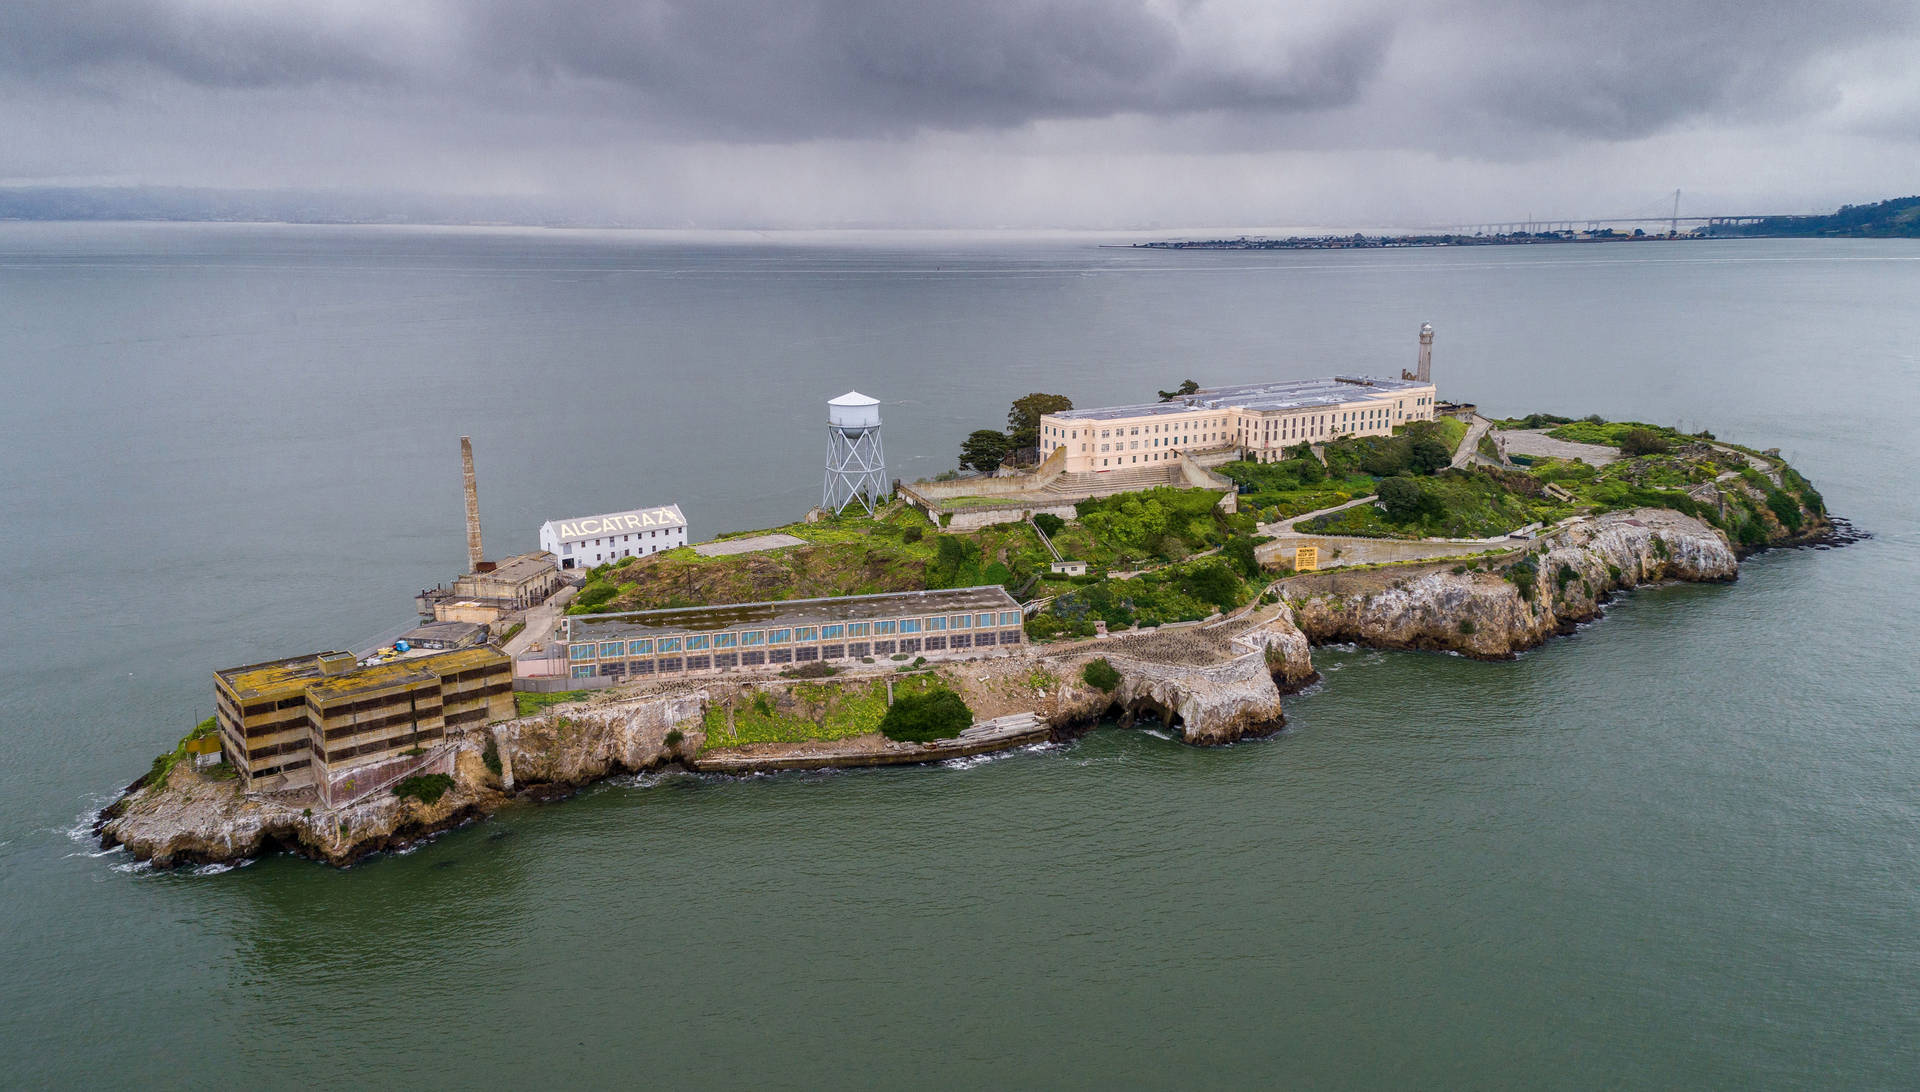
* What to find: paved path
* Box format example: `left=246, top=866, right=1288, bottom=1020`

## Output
left=694, top=533, right=805, bottom=557
left=1499, top=429, right=1620, bottom=466
left=1451, top=415, right=1493, bottom=469
left=1258, top=492, right=1377, bottom=536
left=504, top=585, right=576, bottom=658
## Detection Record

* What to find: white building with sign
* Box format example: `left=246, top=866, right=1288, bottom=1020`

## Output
left=539, top=504, right=687, bottom=569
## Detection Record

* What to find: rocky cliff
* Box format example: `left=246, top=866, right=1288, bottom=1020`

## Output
left=1285, top=508, right=1738, bottom=659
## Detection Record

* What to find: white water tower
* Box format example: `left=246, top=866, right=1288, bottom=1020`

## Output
left=823, top=391, right=887, bottom=516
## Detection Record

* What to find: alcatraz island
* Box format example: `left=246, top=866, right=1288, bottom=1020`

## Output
left=98, top=325, right=1846, bottom=867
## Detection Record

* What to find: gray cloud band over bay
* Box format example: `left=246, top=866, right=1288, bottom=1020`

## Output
left=0, top=0, right=1914, bottom=225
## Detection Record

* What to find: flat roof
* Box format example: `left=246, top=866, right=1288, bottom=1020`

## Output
left=1052, top=375, right=1428, bottom=422
left=400, top=620, right=486, bottom=642
left=464, top=551, right=557, bottom=585
left=565, top=586, right=1019, bottom=639
left=541, top=505, right=685, bottom=542
left=216, top=647, right=504, bottom=702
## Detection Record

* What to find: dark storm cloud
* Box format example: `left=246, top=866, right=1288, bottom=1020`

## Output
left=0, top=0, right=1915, bottom=191
left=0, top=0, right=399, bottom=88
left=1434, top=0, right=1918, bottom=140
left=456, top=0, right=1393, bottom=137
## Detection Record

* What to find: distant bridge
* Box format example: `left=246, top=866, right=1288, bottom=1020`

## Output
left=1438, top=190, right=1815, bottom=236
left=1438, top=215, right=1805, bottom=235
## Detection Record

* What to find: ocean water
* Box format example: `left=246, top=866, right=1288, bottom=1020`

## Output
left=1, top=224, right=1916, bottom=1088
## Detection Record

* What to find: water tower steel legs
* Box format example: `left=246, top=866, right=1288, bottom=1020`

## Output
left=824, top=427, right=887, bottom=516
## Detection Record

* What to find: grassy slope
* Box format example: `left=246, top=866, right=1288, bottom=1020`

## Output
left=698, top=671, right=948, bottom=751
left=572, top=486, right=1249, bottom=615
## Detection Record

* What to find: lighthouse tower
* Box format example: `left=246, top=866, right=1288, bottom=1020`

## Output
left=1403, top=322, right=1434, bottom=383
left=823, top=391, right=887, bottom=516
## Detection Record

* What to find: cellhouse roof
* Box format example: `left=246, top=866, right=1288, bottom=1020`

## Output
left=564, top=586, right=1019, bottom=640
left=540, top=504, right=686, bottom=543
left=1051, top=375, right=1429, bottom=422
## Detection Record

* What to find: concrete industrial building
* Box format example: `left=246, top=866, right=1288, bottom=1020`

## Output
left=418, top=551, right=567, bottom=624
left=561, top=587, right=1024, bottom=684
left=1038, top=325, right=1442, bottom=471
left=538, top=505, right=688, bottom=569
left=213, top=646, right=513, bottom=802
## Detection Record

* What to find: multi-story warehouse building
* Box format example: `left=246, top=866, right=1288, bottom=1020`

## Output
left=213, top=647, right=513, bottom=801
left=539, top=504, right=688, bottom=569
left=1038, top=374, right=1439, bottom=472
left=560, top=587, right=1024, bottom=684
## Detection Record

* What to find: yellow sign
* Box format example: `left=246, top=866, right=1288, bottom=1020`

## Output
left=1294, top=545, right=1319, bottom=572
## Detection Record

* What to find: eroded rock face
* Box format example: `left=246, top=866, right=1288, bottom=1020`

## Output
left=1105, top=650, right=1287, bottom=746
left=495, top=690, right=707, bottom=787
left=1288, top=509, right=1738, bottom=659
left=1232, top=602, right=1317, bottom=689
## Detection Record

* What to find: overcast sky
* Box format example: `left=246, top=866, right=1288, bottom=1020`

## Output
left=2, top=0, right=1916, bottom=228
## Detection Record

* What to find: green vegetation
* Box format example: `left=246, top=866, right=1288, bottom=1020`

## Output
left=664, top=729, right=685, bottom=749
left=1028, top=555, right=1257, bottom=636
left=1303, top=470, right=1557, bottom=539
left=877, top=688, right=974, bottom=744
left=698, top=673, right=950, bottom=750
left=959, top=429, right=1011, bottom=472
left=1070, top=486, right=1248, bottom=564
left=393, top=773, right=455, bottom=805
left=1708, top=195, right=1920, bottom=239
left=1157, top=379, right=1200, bottom=401
left=482, top=738, right=502, bottom=776
left=1006, top=392, right=1074, bottom=452
left=1082, top=657, right=1121, bottom=693
left=515, top=690, right=592, bottom=717
left=144, top=717, right=219, bottom=792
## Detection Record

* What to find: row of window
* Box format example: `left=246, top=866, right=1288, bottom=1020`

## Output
left=567, top=630, right=1019, bottom=679
left=569, top=612, right=1023, bottom=661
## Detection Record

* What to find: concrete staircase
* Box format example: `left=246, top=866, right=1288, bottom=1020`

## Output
left=1039, top=465, right=1185, bottom=497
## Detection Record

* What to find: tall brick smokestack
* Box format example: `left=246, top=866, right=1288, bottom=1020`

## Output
left=461, top=436, right=484, bottom=572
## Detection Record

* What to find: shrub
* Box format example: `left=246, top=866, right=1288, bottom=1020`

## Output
left=1618, top=429, right=1672, bottom=457
left=902, top=525, right=924, bottom=543
left=782, top=660, right=839, bottom=678
left=1555, top=562, right=1579, bottom=591
left=1409, top=436, right=1453, bottom=475
left=1458, top=619, right=1477, bottom=635
left=878, top=688, right=973, bottom=743
left=1179, top=560, right=1244, bottom=613
left=1032, top=512, right=1066, bottom=536
left=1083, top=657, right=1121, bottom=693
left=482, top=739, right=502, bottom=776
left=1377, top=476, right=1436, bottom=522
left=573, top=582, right=619, bottom=611
left=393, top=773, right=455, bottom=805
left=664, top=728, right=685, bottom=749
left=1765, top=489, right=1804, bottom=532
left=1505, top=555, right=1540, bottom=601
left=1222, top=535, right=1262, bottom=579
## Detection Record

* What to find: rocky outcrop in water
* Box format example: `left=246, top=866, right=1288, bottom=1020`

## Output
left=1285, top=508, right=1738, bottom=659
left=1104, top=649, right=1288, bottom=745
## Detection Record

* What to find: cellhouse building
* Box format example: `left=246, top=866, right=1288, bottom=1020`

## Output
left=1037, top=324, right=1442, bottom=471
left=560, top=587, right=1024, bottom=684
left=538, top=504, right=687, bottom=569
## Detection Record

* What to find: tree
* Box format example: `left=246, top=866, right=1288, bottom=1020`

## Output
left=1006, top=392, right=1073, bottom=451
left=1157, top=379, right=1200, bottom=402
left=959, top=429, right=1011, bottom=472
left=879, top=688, right=973, bottom=743
left=1377, top=475, right=1433, bottom=521
left=1409, top=436, right=1453, bottom=475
